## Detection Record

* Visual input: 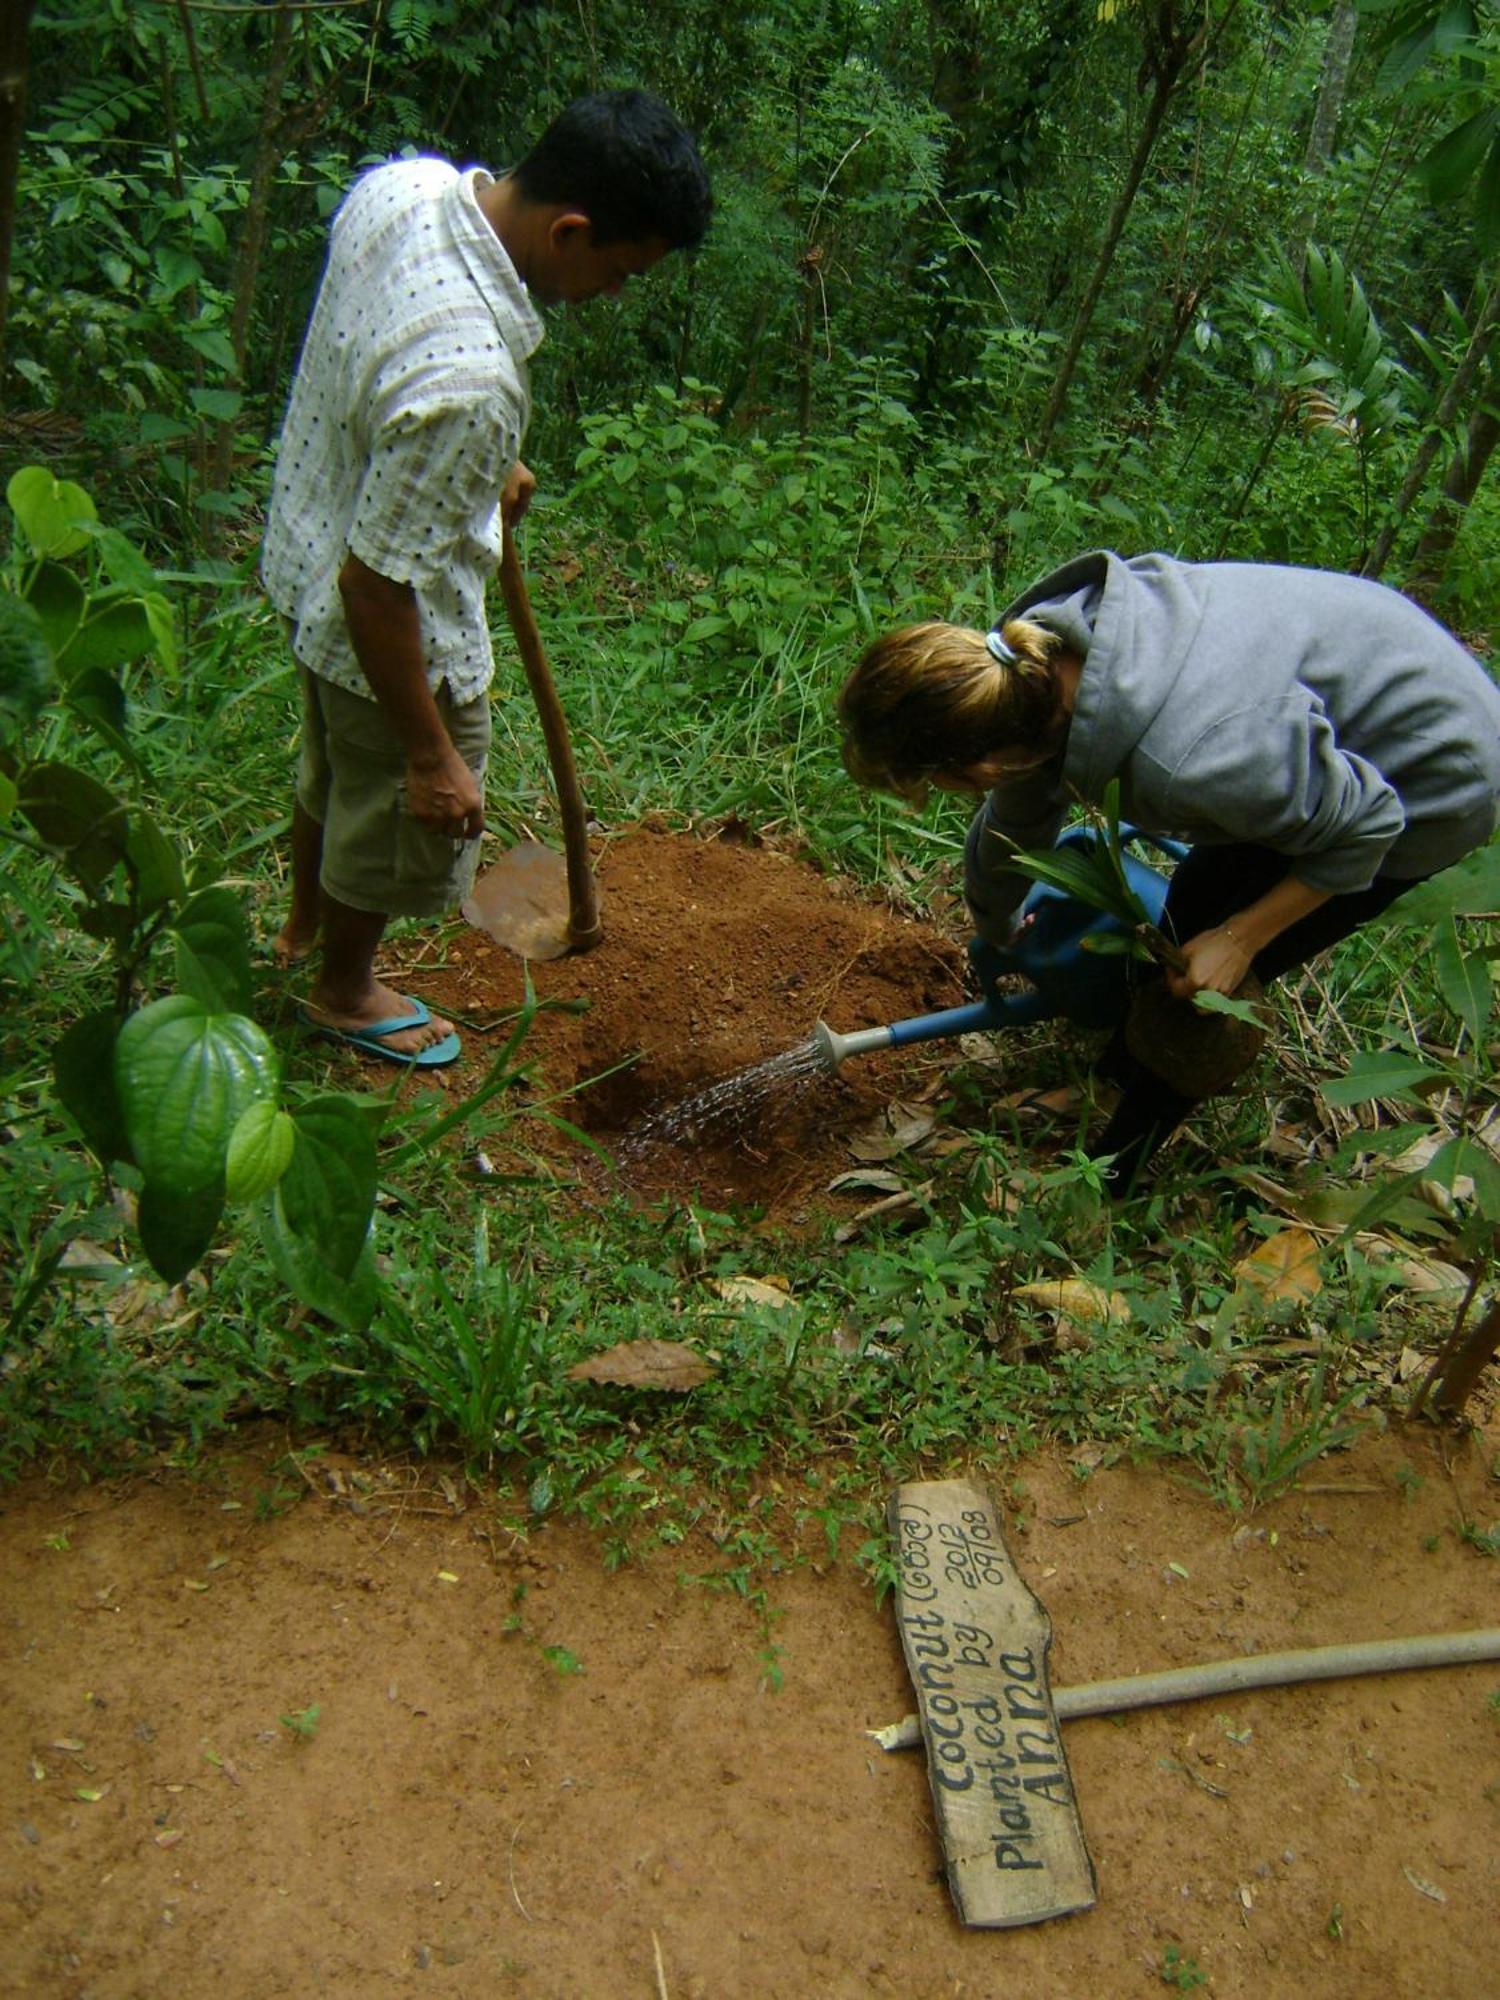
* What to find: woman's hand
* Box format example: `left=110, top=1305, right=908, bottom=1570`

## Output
left=1166, top=924, right=1254, bottom=999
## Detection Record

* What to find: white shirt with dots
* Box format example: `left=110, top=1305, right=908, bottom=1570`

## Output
left=262, top=157, right=544, bottom=703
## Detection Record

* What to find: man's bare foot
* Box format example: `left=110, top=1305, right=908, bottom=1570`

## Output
left=272, top=921, right=320, bottom=967
left=301, top=981, right=458, bottom=1061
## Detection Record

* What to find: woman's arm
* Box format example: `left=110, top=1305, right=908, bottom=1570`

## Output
left=964, top=771, right=1068, bottom=943
left=1165, top=872, right=1332, bottom=998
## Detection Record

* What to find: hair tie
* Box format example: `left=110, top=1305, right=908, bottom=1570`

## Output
left=985, top=629, right=1018, bottom=666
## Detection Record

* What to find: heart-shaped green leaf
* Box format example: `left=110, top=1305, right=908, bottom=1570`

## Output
left=0, top=594, right=58, bottom=737
left=77, top=900, right=137, bottom=945
left=258, top=1185, right=382, bottom=1327
left=276, top=1094, right=379, bottom=1281
left=126, top=810, right=186, bottom=914
left=7, top=466, right=97, bottom=559
left=139, top=1179, right=224, bottom=1286
left=54, top=1009, right=132, bottom=1165
left=24, top=560, right=85, bottom=657
left=57, top=598, right=156, bottom=676
left=66, top=667, right=137, bottom=769
left=115, top=994, right=279, bottom=1200
left=17, top=762, right=131, bottom=890
left=225, top=1100, right=295, bottom=1203
left=172, top=886, right=253, bottom=1015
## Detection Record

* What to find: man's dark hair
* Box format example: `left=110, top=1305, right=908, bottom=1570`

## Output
left=514, top=89, right=711, bottom=250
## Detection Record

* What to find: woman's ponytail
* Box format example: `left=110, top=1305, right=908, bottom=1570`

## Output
left=838, top=617, right=1066, bottom=796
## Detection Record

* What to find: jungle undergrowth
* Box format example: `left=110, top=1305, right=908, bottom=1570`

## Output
left=2, top=394, right=1495, bottom=1587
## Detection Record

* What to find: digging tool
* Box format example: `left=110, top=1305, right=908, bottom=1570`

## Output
left=462, top=535, right=603, bottom=961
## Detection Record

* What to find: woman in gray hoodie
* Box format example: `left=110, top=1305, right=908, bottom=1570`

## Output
left=839, top=551, right=1500, bottom=1194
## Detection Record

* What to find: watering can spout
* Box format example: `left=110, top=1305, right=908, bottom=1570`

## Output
left=811, top=824, right=1184, bottom=1068
left=813, top=1019, right=896, bottom=1071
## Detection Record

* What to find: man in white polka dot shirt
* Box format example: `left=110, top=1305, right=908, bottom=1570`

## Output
left=262, top=91, right=711, bottom=1065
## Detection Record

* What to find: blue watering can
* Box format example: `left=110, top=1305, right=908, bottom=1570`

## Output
left=812, top=825, right=1187, bottom=1070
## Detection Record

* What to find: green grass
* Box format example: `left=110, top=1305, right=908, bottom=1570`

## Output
left=1, top=405, right=1494, bottom=1584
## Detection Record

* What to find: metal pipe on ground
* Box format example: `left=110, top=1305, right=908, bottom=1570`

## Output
left=870, top=1627, right=1500, bottom=1750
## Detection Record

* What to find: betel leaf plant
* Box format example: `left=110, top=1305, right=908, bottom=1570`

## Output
left=0, top=464, right=380, bottom=1312
left=1318, top=842, right=1500, bottom=1418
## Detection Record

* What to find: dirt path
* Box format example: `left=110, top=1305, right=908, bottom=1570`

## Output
left=4, top=1426, right=1497, bottom=1998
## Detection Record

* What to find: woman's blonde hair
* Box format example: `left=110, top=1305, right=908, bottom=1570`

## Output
left=837, top=616, right=1066, bottom=797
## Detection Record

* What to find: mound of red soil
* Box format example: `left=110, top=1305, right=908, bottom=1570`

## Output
left=414, top=826, right=969, bottom=1215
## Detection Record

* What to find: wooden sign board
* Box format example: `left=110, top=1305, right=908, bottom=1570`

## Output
left=888, top=1478, right=1097, bottom=1928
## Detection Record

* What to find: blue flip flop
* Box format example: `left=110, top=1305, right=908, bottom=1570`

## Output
left=298, top=996, right=461, bottom=1068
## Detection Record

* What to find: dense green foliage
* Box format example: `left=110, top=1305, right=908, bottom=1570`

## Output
left=2, top=1, right=1498, bottom=1550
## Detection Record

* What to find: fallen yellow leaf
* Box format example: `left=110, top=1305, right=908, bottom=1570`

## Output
left=1013, top=1279, right=1132, bottom=1326
left=1234, top=1227, right=1322, bottom=1304
left=710, top=1276, right=794, bottom=1311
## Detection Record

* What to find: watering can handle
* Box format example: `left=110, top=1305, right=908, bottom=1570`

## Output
left=497, top=534, right=603, bottom=951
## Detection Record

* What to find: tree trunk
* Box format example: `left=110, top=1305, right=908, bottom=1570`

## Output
left=1122, top=20, right=1281, bottom=423
left=0, top=0, right=36, bottom=383
left=1404, top=389, right=1499, bottom=597
left=207, top=2, right=298, bottom=494
left=796, top=246, right=822, bottom=441
left=1292, top=0, right=1359, bottom=282
left=1031, top=66, right=1178, bottom=464
left=1422, top=1293, right=1500, bottom=1418
left=1363, top=269, right=1500, bottom=577
left=1303, top=0, right=1357, bottom=174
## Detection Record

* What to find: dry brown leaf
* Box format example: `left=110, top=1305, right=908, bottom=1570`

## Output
left=993, top=1085, right=1080, bottom=1116
left=1390, top=1133, right=1474, bottom=1211
left=846, top=1102, right=936, bottom=1163
left=1233, top=1227, right=1323, bottom=1304
left=1354, top=1235, right=1470, bottom=1299
left=1013, top=1279, right=1132, bottom=1326
left=826, top=1168, right=905, bottom=1196
left=922, top=1132, right=977, bottom=1159
left=1392, top=1258, right=1471, bottom=1298
left=566, top=1340, right=715, bottom=1392
left=58, top=1239, right=124, bottom=1273
left=710, top=1276, right=794, bottom=1311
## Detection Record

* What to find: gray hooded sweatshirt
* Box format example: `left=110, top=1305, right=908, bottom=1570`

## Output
left=965, top=551, right=1500, bottom=942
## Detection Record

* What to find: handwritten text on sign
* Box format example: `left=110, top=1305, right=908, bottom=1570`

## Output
left=889, top=1480, right=1096, bottom=1928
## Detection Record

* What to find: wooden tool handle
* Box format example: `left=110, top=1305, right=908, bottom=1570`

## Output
left=498, top=534, right=602, bottom=951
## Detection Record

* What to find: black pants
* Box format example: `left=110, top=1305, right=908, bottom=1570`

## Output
left=1094, top=843, right=1422, bottom=1194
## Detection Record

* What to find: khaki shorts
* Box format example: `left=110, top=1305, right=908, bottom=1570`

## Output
left=295, top=668, right=491, bottom=918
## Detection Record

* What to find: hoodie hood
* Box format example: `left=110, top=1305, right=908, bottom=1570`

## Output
left=989, top=549, right=1500, bottom=891
left=1001, top=550, right=1214, bottom=798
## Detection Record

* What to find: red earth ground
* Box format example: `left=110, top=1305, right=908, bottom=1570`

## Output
left=5, top=826, right=1498, bottom=1996
left=4, top=1429, right=1497, bottom=1999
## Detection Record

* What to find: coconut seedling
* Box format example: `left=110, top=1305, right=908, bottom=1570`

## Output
left=1004, top=783, right=1271, bottom=1098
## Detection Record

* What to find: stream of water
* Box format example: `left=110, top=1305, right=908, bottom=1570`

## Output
left=623, top=1036, right=831, bottom=1152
